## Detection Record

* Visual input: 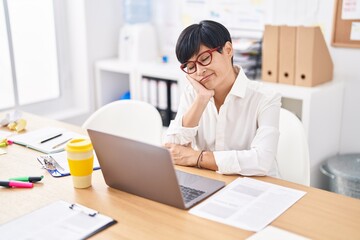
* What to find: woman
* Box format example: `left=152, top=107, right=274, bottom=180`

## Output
left=164, top=20, right=281, bottom=177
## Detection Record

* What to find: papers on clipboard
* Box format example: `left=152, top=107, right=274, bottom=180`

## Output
left=37, top=151, right=100, bottom=177
left=8, top=127, right=84, bottom=154
left=0, top=200, right=117, bottom=240
left=189, top=177, right=306, bottom=232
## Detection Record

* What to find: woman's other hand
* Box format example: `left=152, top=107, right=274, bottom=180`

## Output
left=164, top=143, right=200, bottom=167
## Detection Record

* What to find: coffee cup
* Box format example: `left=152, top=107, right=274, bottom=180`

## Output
left=66, top=138, right=94, bottom=188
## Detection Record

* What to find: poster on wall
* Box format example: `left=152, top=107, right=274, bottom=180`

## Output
left=180, top=0, right=274, bottom=39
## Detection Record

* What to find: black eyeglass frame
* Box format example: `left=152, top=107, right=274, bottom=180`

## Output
left=180, top=46, right=222, bottom=74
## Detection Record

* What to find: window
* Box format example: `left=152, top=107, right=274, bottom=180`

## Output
left=0, top=1, right=15, bottom=109
left=1, top=0, right=60, bottom=108
left=0, top=0, right=88, bottom=121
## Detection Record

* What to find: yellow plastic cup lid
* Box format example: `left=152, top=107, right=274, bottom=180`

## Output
left=66, top=138, right=93, bottom=152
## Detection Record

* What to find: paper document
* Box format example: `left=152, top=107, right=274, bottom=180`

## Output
left=0, top=200, right=116, bottom=240
left=350, top=22, right=360, bottom=40
left=9, top=127, right=85, bottom=154
left=189, top=177, right=306, bottom=232
left=342, top=0, right=360, bottom=20
left=246, top=226, right=310, bottom=240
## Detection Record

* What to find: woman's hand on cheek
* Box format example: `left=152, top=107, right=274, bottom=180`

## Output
left=164, top=143, right=199, bottom=167
left=186, top=75, right=214, bottom=101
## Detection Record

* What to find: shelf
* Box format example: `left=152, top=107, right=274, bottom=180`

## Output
left=262, top=80, right=344, bottom=138
left=95, top=60, right=136, bottom=108
left=261, top=80, right=342, bottom=99
left=96, top=59, right=136, bottom=73
left=138, top=62, right=181, bottom=80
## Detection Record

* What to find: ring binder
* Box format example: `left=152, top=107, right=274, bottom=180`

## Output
left=262, top=25, right=280, bottom=83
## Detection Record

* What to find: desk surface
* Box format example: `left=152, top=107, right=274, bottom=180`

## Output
left=1, top=112, right=360, bottom=240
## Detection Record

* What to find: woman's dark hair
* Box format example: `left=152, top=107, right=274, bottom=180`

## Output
left=175, top=20, right=232, bottom=64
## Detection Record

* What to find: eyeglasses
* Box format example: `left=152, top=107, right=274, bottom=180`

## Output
left=180, top=46, right=222, bottom=74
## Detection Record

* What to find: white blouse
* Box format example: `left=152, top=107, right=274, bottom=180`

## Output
left=164, top=67, right=282, bottom=177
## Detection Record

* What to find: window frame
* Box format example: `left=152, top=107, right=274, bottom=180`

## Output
left=0, top=0, right=90, bottom=121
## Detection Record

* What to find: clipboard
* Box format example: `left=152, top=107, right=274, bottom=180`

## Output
left=37, top=151, right=100, bottom=177
left=0, top=200, right=117, bottom=240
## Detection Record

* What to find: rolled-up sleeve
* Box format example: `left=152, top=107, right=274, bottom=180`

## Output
left=164, top=116, right=198, bottom=145
left=163, top=85, right=199, bottom=146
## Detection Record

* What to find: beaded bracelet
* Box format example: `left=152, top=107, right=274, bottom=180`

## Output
left=196, top=150, right=205, bottom=169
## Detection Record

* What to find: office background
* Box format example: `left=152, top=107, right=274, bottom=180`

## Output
left=1, top=0, right=359, bottom=185
left=64, top=0, right=359, bottom=152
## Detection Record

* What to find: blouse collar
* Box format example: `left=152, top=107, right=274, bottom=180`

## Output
left=229, top=66, right=249, bottom=99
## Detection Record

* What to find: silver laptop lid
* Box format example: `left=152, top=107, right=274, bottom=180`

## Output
left=87, top=129, right=225, bottom=209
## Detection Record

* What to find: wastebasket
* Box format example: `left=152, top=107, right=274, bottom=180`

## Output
left=320, top=153, right=360, bottom=199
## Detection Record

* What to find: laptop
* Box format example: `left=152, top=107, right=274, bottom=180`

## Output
left=87, top=129, right=225, bottom=209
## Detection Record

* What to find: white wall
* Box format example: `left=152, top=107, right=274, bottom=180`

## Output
left=64, top=0, right=122, bottom=125
left=68, top=0, right=360, bottom=153
left=331, top=47, right=360, bottom=153
left=84, top=0, right=122, bottom=109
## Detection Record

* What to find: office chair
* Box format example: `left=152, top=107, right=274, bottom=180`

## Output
left=82, top=100, right=163, bottom=146
left=276, top=108, right=310, bottom=186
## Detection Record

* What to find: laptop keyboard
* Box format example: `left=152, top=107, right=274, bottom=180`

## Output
left=180, top=185, right=205, bottom=203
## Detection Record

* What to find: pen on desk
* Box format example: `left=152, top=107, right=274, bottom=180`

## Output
left=9, top=176, right=44, bottom=183
left=0, top=180, right=33, bottom=188
left=52, top=138, right=72, bottom=149
left=39, top=133, right=62, bottom=144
